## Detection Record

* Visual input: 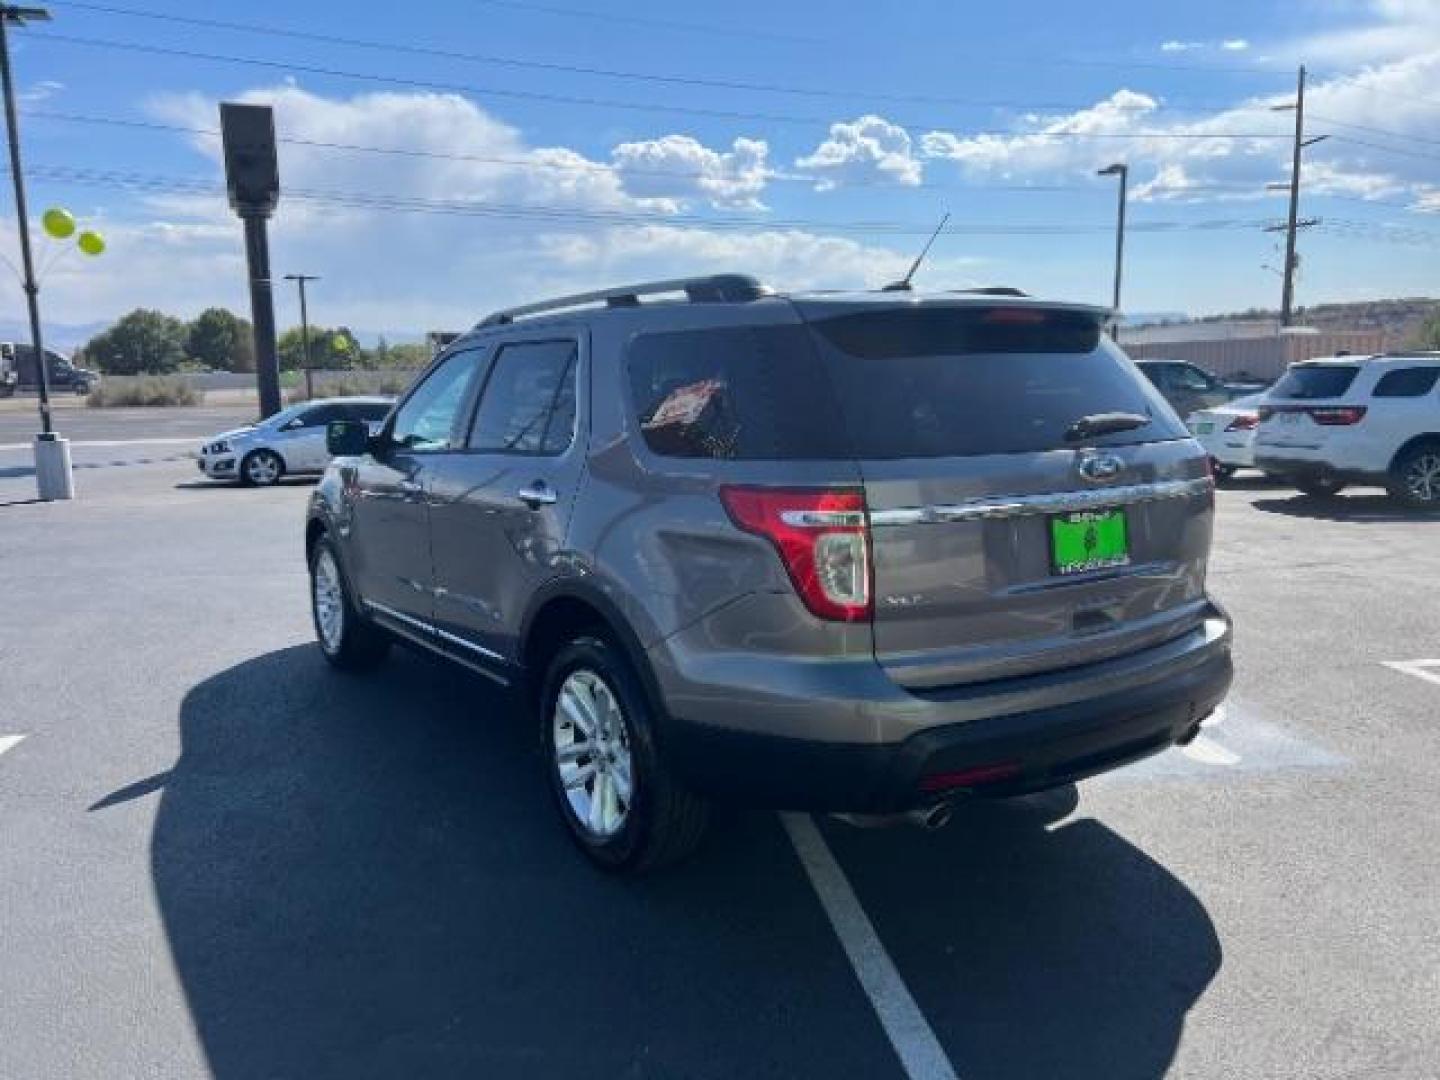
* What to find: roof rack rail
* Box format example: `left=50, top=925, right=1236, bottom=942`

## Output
left=948, top=286, right=1029, bottom=297
left=478, top=274, right=771, bottom=328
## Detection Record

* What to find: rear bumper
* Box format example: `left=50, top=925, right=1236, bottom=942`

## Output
left=658, top=607, right=1232, bottom=812
left=1253, top=452, right=1383, bottom=485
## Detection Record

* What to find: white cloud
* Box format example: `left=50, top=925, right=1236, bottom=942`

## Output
left=16, top=85, right=979, bottom=332
left=19, top=79, right=63, bottom=105
left=1161, top=41, right=1202, bottom=52
left=610, top=135, right=771, bottom=210
left=1221, top=39, right=1251, bottom=51
left=1284, top=0, right=1440, bottom=64
left=795, top=115, right=924, bottom=190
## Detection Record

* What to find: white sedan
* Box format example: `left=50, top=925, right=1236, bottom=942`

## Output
left=197, top=396, right=393, bottom=486
left=1186, top=393, right=1266, bottom=481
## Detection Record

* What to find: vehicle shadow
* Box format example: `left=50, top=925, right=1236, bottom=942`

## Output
left=101, top=645, right=905, bottom=1079
left=1250, top=492, right=1440, bottom=522
left=101, top=645, right=1220, bottom=1079
left=173, top=477, right=318, bottom=491
left=820, top=785, right=1221, bottom=1079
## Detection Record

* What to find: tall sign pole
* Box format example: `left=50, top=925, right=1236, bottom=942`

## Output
left=285, top=273, right=319, bottom=401
left=1279, top=66, right=1307, bottom=328
left=220, top=103, right=282, bottom=418
left=0, top=5, right=73, bottom=500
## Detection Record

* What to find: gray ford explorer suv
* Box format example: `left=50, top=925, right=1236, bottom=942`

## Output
left=307, top=274, right=1232, bottom=872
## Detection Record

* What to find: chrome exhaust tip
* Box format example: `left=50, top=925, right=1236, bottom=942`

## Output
left=909, top=801, right=952, bottom=831
left=832, top=803, right=953, bottom=831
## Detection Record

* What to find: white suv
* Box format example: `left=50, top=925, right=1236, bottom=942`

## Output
left=1254, top=353, right=1440, bottom=508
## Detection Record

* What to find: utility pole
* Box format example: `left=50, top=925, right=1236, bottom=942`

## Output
left=284, top=273, right=319, bottom=400
left=1270, top=66, right=1329, bottom=327
left=1097, top=162, right=1128, bottom=341
left=0, top=4, right=72, bottom=499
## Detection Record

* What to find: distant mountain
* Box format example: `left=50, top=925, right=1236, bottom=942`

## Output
left=1133, top=297, right=1438, bottom=347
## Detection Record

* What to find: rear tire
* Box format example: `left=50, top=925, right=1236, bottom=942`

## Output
left=1295, top=477, right=1345, bottom=500
left=540, top=634, right=708, bottom=873
left=1387, top=443, right=1440, bottom=511
left=309, top=535, right=391, bottom=672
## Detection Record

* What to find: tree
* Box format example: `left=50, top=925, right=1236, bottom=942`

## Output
left=83, top=309, right=188, bottom=375
left=186, top=308, right=255, bottom=372
left=1414, top=310, right=1440, bottom=351
left=277, top=325, right=361, bottom=371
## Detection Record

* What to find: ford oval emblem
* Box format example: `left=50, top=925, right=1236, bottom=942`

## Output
left=1077, top=453, right=1123, bottom=483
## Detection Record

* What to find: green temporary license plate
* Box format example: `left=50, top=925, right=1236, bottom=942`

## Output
left=1050, top=509, right=1130, bottom=575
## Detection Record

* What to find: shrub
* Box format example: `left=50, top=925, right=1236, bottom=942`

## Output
left=87, top=376, right=201, bottom=408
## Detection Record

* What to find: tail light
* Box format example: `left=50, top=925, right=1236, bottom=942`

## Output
left=1308, top=406, right=1367, bottom=426
left=720, top=486, right=871, bottom=622
left=1226, top=414, right=1260, bottom=432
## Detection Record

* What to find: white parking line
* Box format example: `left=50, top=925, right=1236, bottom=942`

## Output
left=1382, top=659, right=1440, bottom=688
left=0, top=437, right=199, bottom=452
left=0, top=734, right=25, bottom=759
left=782, top=813, right=959, bottom=1080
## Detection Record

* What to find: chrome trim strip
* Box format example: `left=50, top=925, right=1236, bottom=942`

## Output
left=868, top=478, right=1211, bottom=527
left=363, top=599, right=510, bottom=665
left=778, top=509, right=867, bottom=528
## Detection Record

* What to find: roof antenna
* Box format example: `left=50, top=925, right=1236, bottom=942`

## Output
left=882, top=212, right=949, bottom=292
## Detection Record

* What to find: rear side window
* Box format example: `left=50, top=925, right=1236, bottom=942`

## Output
left=348, top=402, right=394, bottom=423
left=1270, top=365, right=1360, bottom=400
left=627, top=325, right=847, bottom=460
left=807, top=307, right=1184, bottom=459
left=1372, top=367, right=1439, bottom=398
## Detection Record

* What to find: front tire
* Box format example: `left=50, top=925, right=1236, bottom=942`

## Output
left=1295, top=476, right=1346, bottom=500
left=1388, top=443, right=1440, bottom=510
left=309, top=535, right=390, bottom=672
left=240, top=449, right=284, bottom=487
left=541, top=635, right=708, bottom=873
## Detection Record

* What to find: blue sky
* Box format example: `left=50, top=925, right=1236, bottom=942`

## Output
left=5, top=0, right=1439, bottom=338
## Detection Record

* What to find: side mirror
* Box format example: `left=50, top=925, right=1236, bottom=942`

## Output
left=327, top=419, right=373, bottom=457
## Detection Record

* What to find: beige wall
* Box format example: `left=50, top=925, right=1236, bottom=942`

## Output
left=1122, top=331, right=1387, bottom=380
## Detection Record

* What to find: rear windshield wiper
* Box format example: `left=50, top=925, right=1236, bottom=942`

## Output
left=1063, top=411, right=1152, bottom=442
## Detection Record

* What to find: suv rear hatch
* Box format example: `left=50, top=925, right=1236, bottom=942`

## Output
left=799, top=299, right=1212, bottom=690
left=1255, top=362, right=1364, bottom=452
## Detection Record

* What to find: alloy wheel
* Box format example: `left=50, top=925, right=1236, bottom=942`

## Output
left=312, top=549, right=345, bottom=653
left=553, top=669, right=634, bottom=839
left=1404, top=452, right=1440, bottom=504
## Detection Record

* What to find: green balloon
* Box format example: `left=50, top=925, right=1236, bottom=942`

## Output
left=77, top=231, right=106, bottom=256
left=42, top=207, right=76, bottom=239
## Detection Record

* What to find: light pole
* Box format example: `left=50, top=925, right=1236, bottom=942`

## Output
left=284, top=273, right=319, bottom=400
left=1097, top=162, right=1128, bottom=341
left=0, top=4, right=71, bottom=499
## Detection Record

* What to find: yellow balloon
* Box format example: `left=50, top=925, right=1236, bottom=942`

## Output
left=42, top=207, right=76, bottom=239
left=77, top=231, right=106, bottom=256
left=331, top=334, right=351, bottom=352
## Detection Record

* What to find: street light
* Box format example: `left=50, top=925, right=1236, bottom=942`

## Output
left=0, top=4, right=72, bottom=499
left=284, top=273, right=319, bottom=401
left=1097, top=162, right=1128, bottom=341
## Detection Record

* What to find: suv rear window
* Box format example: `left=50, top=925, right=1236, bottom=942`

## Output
left=1270, top=364, right=1360, bottom=400
left=806, top=306, right=1184, bottom=459
left=627, top=325, right=848, bottom=460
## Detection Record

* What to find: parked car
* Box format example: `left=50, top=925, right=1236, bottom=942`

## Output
left=1135, top=359, right=1236, bottom=418
left=197, top=396, right=394, bottom=485
left=0, top=344, right=16, bottom=397
left=1186, top=393, right=1266, bottom=481
left=1254, top=353, right=1440, bottom=507
left=5, top=343, right=100, bottom=395
left=307, top=275, right=1232, bottom=872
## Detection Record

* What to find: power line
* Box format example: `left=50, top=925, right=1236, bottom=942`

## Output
left=26, top=31, right=1292, bottom=139
left=1329, top=134, right=1440, bottom=164
left=42, top=0, right=1247, bottom=112
left=1309, top=113, right=1440, bottom=149
left=21, top=109, right=1098, bottom=195
left=26, top=161, right=1284, bottom=237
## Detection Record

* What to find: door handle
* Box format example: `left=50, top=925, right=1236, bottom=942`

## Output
left=517, top=481, right=557, bottom=508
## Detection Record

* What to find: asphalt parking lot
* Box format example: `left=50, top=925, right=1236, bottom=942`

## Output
left=2, top=446, right=1438, bottom=1078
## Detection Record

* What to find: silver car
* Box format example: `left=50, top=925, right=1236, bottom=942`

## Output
left=307, top=276, right=1232, bottom=872
left=197, top=396, right=393, bottom=486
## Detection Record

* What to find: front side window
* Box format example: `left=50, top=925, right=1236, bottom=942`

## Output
left=391, top=349, right=482, bottom=451
left=468, top=340, right=578, bottom=455
left=1372, top=367, right=1440, bottom=398
left=1171, top=365, right=1214, bottom=392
